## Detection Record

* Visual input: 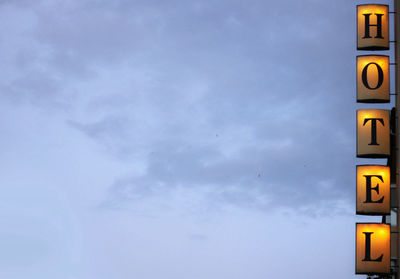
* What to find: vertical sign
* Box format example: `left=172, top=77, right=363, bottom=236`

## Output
left=355, top=3, right=392, bottom=277
left=357, top=55, right=390, bottom=103
left=357, top=109, right=390, bottom=158
left=357, top=4, right=389, bottom=50
left=356, top=165, right=390, bottom=215
left=356, top=223, right=390, bottom=274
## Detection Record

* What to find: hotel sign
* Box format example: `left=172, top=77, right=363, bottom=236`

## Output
left=356, top=165, right=390, bottom=215
left=357, top=55, right=390, bottom=103
left=356, top=223, right=391, bottom=274
left=357, top=4, right=389, bottom=50
left=357, top=109, right=390, bottom=158
left=355, top=3, right=392, bottom=276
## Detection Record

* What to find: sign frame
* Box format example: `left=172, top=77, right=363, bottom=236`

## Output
left=356, top=55, right=390, bottom=103
left=357, top=4, right=390, bottom=50
left=355, top=222, right=391, bottom=275
left=356, top=165, right=391, bottom=215
left=356, top=109, right=391, bottom=158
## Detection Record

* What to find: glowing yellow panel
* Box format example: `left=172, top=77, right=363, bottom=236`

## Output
left=357, top=5, right=389, bottom=50
left=356, top=165, right=390, bottom=215
left=356, top=223, right=390, bottom=274
left=357, top=55, right=390, bottom=103
left=357, top=109, right=390, bottom=158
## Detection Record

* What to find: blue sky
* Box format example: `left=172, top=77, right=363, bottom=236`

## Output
left=0, top=0, right=393, bottom=278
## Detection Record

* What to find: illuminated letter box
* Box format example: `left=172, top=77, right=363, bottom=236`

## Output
left=356, top=165, right=390, bottom=215
left=357, top=4, right=389, bottom=50
left=356, top=223, right=390, bottom=274
left=357, top=109, right=390, bottom=158
left=357, top=55, right=389, bottom=103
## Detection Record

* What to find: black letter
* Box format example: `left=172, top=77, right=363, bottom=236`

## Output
left=363, top=118, right=384, bottom=145
left=362, top=232, right=383, bottom=262
left=363, top=175, right=384, bottom=203
left=362, top=62, right=384, bottom=90
left=363, top=13, right=384, bottom=39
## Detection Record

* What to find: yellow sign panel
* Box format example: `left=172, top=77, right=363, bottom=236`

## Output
left=356, top=223, right=390, bottom=274
left=357, top=55, right=389, bottom=103
left=357, top=4, right=389, bottom=50
left=357, top=109, right=390, bottom=158
left=356, top=165, right=390, bottom=215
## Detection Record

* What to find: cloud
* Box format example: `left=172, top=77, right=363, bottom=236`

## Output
left=0, top=0, right=371, bottom=216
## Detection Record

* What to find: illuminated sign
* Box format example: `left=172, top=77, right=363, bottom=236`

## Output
left=354, top=3, right=392, bottom=277
left=356, top=223, right=390, bottom=274
left=357, top=55, right=390, bottom=103
left=356, top=165, right=390, bottom=215
left=357, top=109, right=390, bottom=158
left=357, top=4, right=389, bottom=50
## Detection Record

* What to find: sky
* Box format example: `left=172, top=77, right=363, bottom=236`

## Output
left=0, top=0, right=394, bottom=278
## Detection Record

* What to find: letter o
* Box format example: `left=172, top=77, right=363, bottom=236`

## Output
left=362, top=62, right=384, bottom=90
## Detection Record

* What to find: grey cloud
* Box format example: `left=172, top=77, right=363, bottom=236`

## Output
left=102, top=121, right=354, bottom=215
left=1, top=0, right=364, bottom=215
left=0, top=1, right=389, bottom=278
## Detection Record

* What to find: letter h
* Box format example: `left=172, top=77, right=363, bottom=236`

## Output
left=363, top=13, right=384, bottom=39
